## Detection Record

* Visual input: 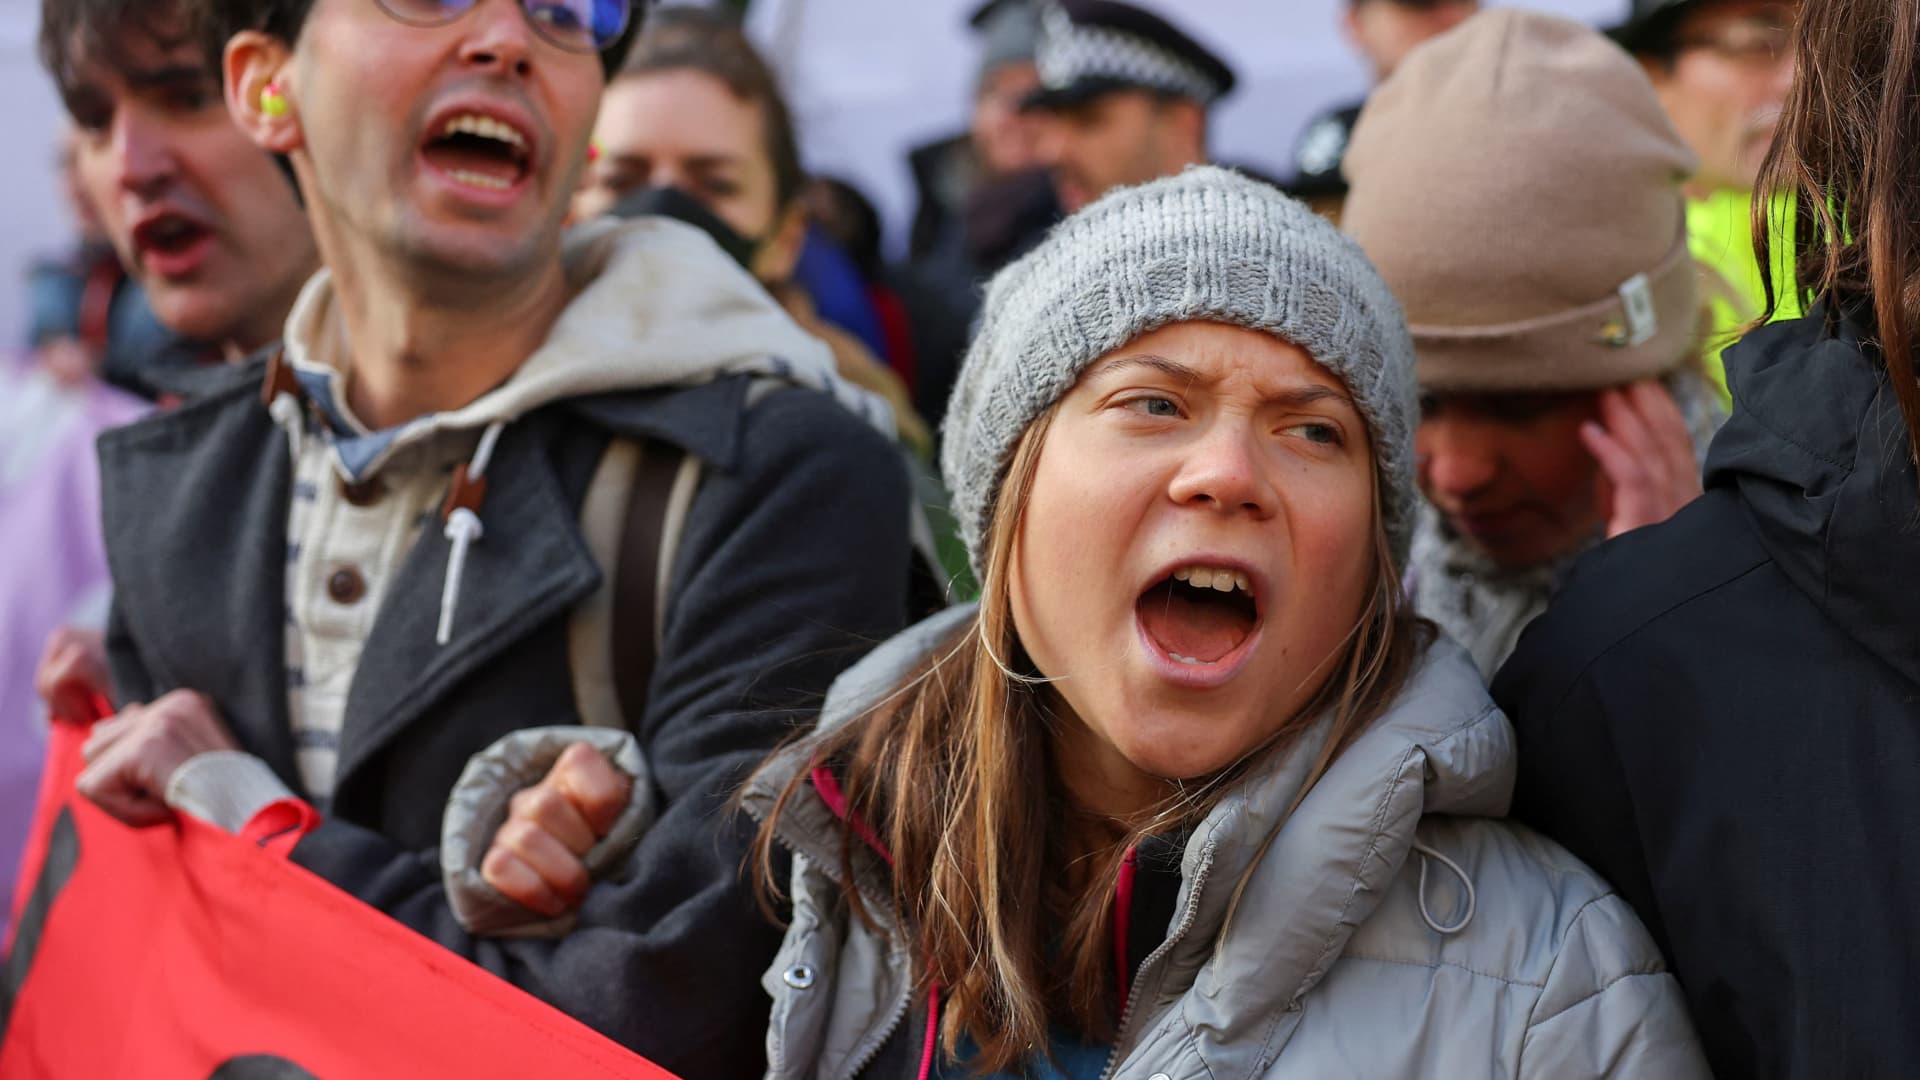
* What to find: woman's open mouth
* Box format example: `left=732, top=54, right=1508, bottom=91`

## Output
left=420, top=112, right=534, bottom=195
left=1134, top=563, right=1265, bottom=687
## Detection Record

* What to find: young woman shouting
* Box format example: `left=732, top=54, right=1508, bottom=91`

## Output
left=474, top=168, right=1707, bottom=1078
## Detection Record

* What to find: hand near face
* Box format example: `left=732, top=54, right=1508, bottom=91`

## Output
left=37, top=627, right=111, bottom=724
left=78, top=690, right=240, bottom=827
left=1580, top=379, right=1704, bottom=539
left=480, top=743, right=633, bottom=918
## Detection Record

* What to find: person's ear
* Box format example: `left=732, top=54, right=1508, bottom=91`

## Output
left=751, top=201, right=809, bottom=285
left=226, top=32, right=302, bottom=154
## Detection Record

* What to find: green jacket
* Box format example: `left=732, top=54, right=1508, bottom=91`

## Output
left=1689, top=189, right=1799, bottom=402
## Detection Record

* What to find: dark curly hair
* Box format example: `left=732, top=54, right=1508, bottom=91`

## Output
left=38, top=0, right=206, bottom=119
left=185, top=0, right=646, bottom=80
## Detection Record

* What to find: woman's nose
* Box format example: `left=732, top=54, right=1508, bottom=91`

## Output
left=1167, top=424, right=1277, bottom=517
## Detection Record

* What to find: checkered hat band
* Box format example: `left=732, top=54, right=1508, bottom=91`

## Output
left=1036, top=5, right=1221, bottom=103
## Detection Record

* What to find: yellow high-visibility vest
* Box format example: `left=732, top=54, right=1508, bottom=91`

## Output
left=1689, top=189, right=1801, bottom=404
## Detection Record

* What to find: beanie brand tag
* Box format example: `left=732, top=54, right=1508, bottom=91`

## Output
left=1618, top=273, right=1657, bottom=348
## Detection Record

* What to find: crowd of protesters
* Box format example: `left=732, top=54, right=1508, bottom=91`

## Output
left=4, top=0, right=1911, bottom=1076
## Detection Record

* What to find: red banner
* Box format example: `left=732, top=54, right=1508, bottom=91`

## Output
left=1, top=706, right=676, bottom=1079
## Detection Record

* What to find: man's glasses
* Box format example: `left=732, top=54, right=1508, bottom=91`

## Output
left=374, top=0, right=631, bottom=55
left=1673, top=21, right=1792, bottom=69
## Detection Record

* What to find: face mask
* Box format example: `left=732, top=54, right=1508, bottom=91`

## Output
left=606, top=185, right=760, bottom=271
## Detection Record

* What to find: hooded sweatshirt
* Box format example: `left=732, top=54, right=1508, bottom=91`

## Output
left=99, top=215, right=919, bottom=1078
left=741, top=606, right=1708, bottom=1079
left=1495, top=302, right=1920, bottom=1078
left=172, top=215, right=900, bottom=813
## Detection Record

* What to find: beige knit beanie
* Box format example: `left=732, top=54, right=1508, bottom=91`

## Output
left=1341, top=8, right=1699, bottom=392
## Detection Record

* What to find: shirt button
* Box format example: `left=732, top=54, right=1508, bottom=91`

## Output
left=327, top=566, right=366, bottom=605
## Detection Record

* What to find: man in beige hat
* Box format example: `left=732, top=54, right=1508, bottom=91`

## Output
left=1343, top=7, right=1724, bottom=676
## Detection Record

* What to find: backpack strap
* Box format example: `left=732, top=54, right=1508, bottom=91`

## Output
left=568, top=437, right=700, bottom=732
left=570, top=374, right=929, bottom=731
left=612, top=447, right=701, bottom=726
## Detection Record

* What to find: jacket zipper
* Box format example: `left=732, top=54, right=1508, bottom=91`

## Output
left=837, top=967, right=916, bottom=1080
left=760, top=826, right=914, bottom=1080
left=1097, top=846, right=1216, bottom=1080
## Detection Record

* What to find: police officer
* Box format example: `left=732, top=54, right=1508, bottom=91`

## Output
left=1021, top=0, right=1236, bottom=214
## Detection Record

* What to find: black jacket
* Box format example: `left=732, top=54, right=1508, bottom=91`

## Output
left=97, top=359, right=916, bottom=1080
left=1493, top=304, right=1920, bottom=1078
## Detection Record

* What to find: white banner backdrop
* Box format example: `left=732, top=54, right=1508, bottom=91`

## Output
left=749, top=0, right=1625, bottom=259
left=0, top=1, right=1627, bottom=346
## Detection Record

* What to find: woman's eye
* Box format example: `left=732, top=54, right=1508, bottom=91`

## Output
left=1289, top=422, right=1343, bottom=446
left=1123, top=396, right=1182, bottom=418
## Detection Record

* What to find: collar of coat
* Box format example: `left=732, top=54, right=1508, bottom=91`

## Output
left=740, top=605, right=1516, bottom=1046
left=97, top=351, right=776, bottom=795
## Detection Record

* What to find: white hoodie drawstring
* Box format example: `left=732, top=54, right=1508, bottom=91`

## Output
left=1411, top=840, right=1476, bottom=935
left=436, top=421, right=507, bottom=646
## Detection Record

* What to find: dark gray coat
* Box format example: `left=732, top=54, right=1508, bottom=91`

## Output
left=98, top=358, right=916, bottom=1080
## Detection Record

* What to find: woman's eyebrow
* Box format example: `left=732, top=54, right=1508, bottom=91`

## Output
left=1090, top=354, right=1202, bottom=383
left=1089, top=357, right=1354, bottom=409
left=1271, top=385, right=1356, bottom=409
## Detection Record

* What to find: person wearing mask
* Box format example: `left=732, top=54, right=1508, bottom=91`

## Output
left=1613, top=0, right=1802, bottom=398
left=1495, top=0, right=1920, bottom=1073
left=58, top=0, right=918, bottom=1075
left=1288, top=0, right=1478, bottom=216
left=572, top=8, right=930, bottom=456
left=473, top=167, right=1709, bottom=1079
left=1020, top=0, right=1236, bottom=215
left=1342, top=10, right=1721, bottom=676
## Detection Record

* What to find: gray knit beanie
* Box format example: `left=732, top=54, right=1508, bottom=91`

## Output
left=942, top=165, right=1418, bottom=578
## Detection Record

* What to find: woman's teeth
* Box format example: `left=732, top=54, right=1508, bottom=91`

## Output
left=1171, top=566, right=1253, bottom=595
left=447, top=170, right=512, bottom=191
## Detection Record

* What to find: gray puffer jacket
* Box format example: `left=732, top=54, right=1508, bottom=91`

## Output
left=739, top=606, right=1708, bottom=1079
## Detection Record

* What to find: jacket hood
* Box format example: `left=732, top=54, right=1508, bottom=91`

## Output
left=268, top=215, right=898, bottom=648
left=1705, top=303, right=1920, bottom=688
left=745, top=605, right=1517, bottom=1043
left=277, top=215, right=893, bottom=479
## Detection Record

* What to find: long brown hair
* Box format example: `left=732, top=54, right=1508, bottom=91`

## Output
left=1753, top=0, right=1920, bottom=472
left=752, top=405, right=1427, bottom=1074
